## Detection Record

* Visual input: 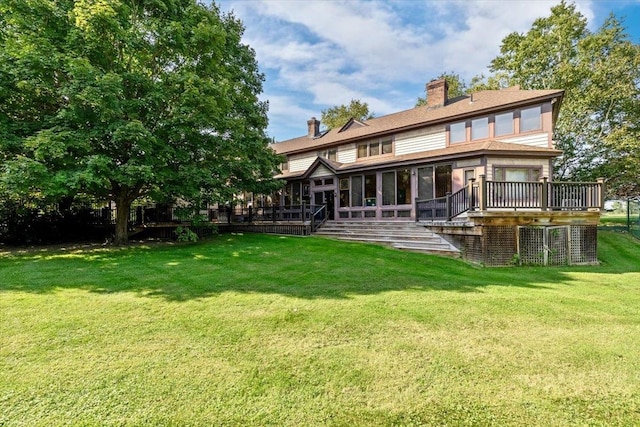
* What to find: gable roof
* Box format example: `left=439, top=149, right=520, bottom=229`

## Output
left=271, top=87, right=564, bottom=155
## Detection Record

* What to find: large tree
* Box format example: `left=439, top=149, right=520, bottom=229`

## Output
left=416, top=72, right=468, bottom=107
left=0, top=0, right=282, bottom=244
left=474, top=1, right=640, bottom=195
left=320, top=99, right=373, bottom=130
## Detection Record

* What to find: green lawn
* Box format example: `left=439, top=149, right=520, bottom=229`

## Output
left=1, top=232, right=639, bottom=426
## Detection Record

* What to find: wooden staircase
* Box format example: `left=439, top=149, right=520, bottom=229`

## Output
left=313, top=221, right=460, bottom=256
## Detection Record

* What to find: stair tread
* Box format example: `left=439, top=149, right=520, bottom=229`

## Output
left=313, top=220, right=459, bottom=256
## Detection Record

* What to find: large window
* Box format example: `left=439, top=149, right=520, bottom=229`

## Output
left=382, top=169, right=411, bottom=205
left=339, top=179, right=349, bottom=207
left=494, top=167, right=541, bottom=182
left=471, top=117, right=488, bottom=140
left=382, top=172, right=395, bottom=205
left=520, top=106, right=541, bottom=132
left=284, top=182, right=303, bottom=205
left=340, top=174, right=377, bottom=207
left=450, top=122, right=466, bottom=143
left=357, top=138, right=393, bottom=159
left=417, top=167, right=434, bottom=200
left=494, top=112, right=513, bottom=136
left=351, top=176, right=363, bottom=207
left=364, top=174, right=377, bottom=206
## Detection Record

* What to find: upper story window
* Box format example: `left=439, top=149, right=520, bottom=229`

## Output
left=520, top=106, right=541, bottom=132
left=280, top=161, right=289, bottom=172
left=357, top=138, right=393, bottom=159
left=447, top=104, right=544, bottom=144
left=318, top=149, right=337, bottom=162
left=494, top=112, right=514, bottom=136
left=471, top=117, right=488, bottom=140
left=449, top=122, right=466, bottom=143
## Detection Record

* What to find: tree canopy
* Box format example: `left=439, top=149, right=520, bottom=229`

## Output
left=320, top=99, right=373, bottom=130
left=473, top=1, right=640, bottom=196
left=0, top=0, right=282, bottom=244
left=416, top=72, right=468, bottom=107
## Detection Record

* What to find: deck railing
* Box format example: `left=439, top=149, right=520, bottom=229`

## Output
left=208, top=203, right=326, bottom=225
left=416, top=175, right=604, bottom=221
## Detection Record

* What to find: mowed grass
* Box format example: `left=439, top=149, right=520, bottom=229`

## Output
left=1, top=232, right=639, bottom=426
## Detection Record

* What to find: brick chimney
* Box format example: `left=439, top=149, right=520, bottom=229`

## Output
left=307, top=117, right=320, bottom=138
left=426, top=79, right=449, bottom=108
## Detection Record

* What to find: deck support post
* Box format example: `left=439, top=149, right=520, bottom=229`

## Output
left=541, top=177, right=549, bottom=211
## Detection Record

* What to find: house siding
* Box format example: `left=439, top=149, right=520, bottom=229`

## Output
left=310, top=165, right=333, bottom=179
left=395, top=126, right=446, bottom=156
left=500, top=132, right=550, bottom=148
left=338, top=144, right=357, bottom=164
left=289, top=154, right=317, bottom=172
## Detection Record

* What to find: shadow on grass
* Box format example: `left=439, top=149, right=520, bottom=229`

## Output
left=1, top=232, right=638, bottom=301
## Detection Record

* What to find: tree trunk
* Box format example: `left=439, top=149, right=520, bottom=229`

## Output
left=114, top=198, right=132, bottom=245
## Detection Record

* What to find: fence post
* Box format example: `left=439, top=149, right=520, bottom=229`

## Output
left=541, top=177, right=548, bottom=211
left=445, top=192, right=452, bottom=220
left=478, top=174, right=486, bottom=211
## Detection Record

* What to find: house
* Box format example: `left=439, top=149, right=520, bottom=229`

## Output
left=267, top=79, right=603, bottom=266
left=272, top=79, right=566, bottom=222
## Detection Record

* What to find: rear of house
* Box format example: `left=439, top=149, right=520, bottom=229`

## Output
left=272, top=79, right=564, bottom=222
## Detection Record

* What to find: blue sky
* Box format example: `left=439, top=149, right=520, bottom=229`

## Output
left=214, top=0, right=640, bottom=142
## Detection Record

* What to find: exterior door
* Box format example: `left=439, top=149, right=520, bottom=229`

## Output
left=313, top=191, right=335, bottom=220
left=435, top=165, right=452, bottom=197
left=325, top=191, right=335, bottom=220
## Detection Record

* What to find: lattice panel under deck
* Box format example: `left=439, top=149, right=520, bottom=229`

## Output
left=484, top=226, right=517, bottom=266
left=518, top=227, right=545, bottom=265
left=547, top=226, right=569, bottom=266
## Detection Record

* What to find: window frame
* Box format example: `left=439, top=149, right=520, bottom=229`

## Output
left=519, top=106, right=542, bottom=133
left=357, top=138, right=394, bottom=159
left=449, top=121, right=466, bottom=144
left=493, top=166, right=542, bottom=182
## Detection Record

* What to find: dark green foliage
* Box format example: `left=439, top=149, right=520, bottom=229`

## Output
left=0, top=0, right=282, bottom=244
left=473, top=1, right=640, bottom=194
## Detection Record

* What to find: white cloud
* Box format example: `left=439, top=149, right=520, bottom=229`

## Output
left=217, top=0, right=598, bottom=140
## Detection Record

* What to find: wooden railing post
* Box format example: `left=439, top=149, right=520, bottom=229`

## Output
left=478, top=174, right=486, bottom=211
left=445, top=192, right=452, bottom=220
left=597, top=177, right=606, bottom=210
left=468, top=178, right=476, bottom=211
left=414, top=197, right=419, bottom=222
left=302, top=201, right=306, bottom=221
left=541, top=177, right=548, bottom=211
left=310, top=207, right=315, bottom=231
left=272, top=205, right=277, bottom=223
